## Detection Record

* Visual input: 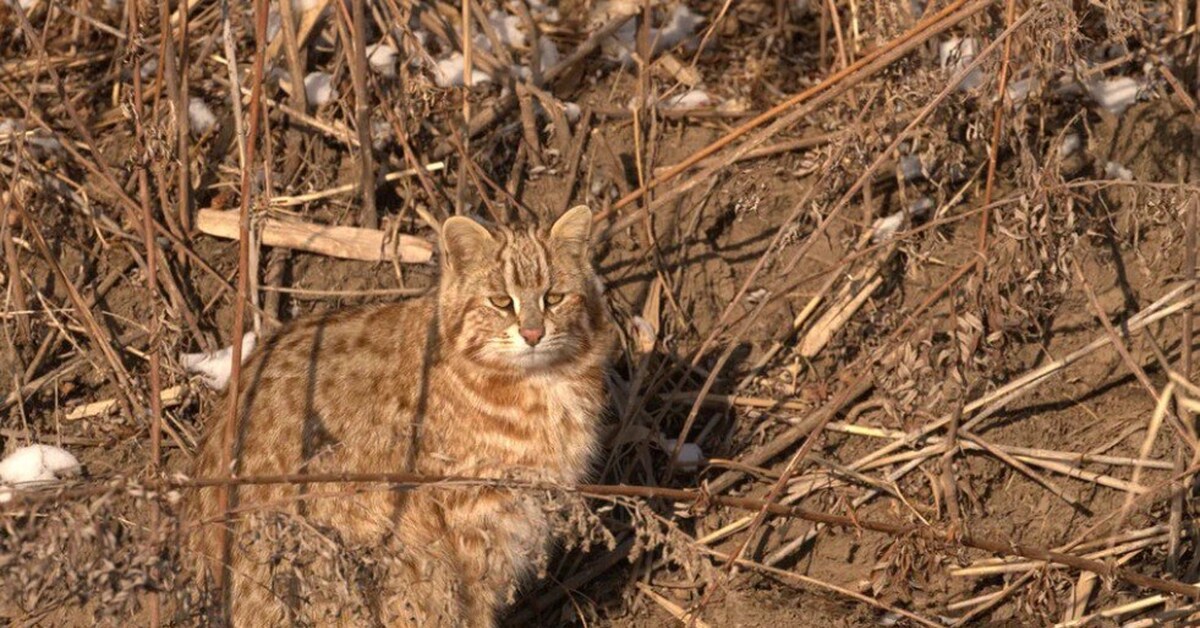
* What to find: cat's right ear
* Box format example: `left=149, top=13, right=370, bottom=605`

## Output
left=441, top=216, right=497, bottom=272
left=549, top=205, right=593, bottom=261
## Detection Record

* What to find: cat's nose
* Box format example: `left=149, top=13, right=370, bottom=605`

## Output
left=519, top=327, right=544, bottom=346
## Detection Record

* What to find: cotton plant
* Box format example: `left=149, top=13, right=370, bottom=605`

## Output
left=180, top=331, right=258, bottom=391
left=0, top=445, right=82, bottom=503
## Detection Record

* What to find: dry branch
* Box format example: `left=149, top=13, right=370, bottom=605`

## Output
left=196, top=209, right=433, bottom=264
left=64, top=386, right=185, bottom=421
left=636, top=583, right=712, bottom=628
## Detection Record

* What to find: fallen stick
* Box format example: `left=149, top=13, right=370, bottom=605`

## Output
left=1, top=359, right=84, bottom=412
left=636, top=583, right=712, bottom=628
left=951, top=531, right=1175, bottom=576
left=65, top=385, right=185, bottom=421
left=706, top=376, right=874, bottom=494
left=822, top=421, right=1175, bottom=470
left=1058, top=579, right=1194, bottom=626
left=197, top=209, right=434, bottom=264
left=1120, top=603, right=1200, bottom=628
left=715, top=552, right=942, bottom=628
left=799, top=274, right=884, bottom=357
left=651, top=131, right=848, bottom=177
left=270, top=163, right=445, bottom=207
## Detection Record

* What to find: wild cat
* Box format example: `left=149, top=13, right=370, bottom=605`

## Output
left=186, top=206, right=611, bottom=626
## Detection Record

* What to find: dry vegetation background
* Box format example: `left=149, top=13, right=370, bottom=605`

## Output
left=4, top=0, right=1200, bottom=625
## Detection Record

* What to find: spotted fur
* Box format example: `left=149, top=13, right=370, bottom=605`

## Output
left=186, top=207, right=611, bottom=627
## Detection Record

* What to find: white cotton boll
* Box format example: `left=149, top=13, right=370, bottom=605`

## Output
left=594, top=0, right=681, bottom=63
left=371, top=118, right=392, bottom=151
left=434, top=54, right=460, bottom=86
left=593, top=0, right=640, bottom=63
left=594, top=0, right=640, bottom=22
left=529, top=0, right=560, bottom=23
left=1105, top=161, right=1133, bottom=181
left=657, top=4, right=704, bottom=53
left=563, top=102, right=582, bottom=122
left=659, top=436, right=705, bottom=470
left=141, top=58, right=159, bottom=80
left=0, top=119, right=59, bottom=151
left=367, top=43, right=398, bottom=78
left=631, top=316, right=657, bottom=353
left=488, top=9, right=526, bottom=49
left=590, top=178, right=608, bottom=197
left=899, top=155, right=924, bottom=181
left=538, top=38, right=560, bottom=73
left=0, top=445, right=81, bottom=485
left=938, top=37, right=981, bottom=91
left=661, top=89, right=716, bottom=110
left=1058, top=133, right=1081, bottom=159
left=1052, top=74, right=1085, bottom=98
left=471, top=32, right=494, bottom=54
left=1088, top=76, right=1140, bottom=115
left=188, top=98, right=217, bottom=135
left=606, top=22, right=637, bottom=63
left=29, top=133, right=61, bottom=151
left=265, top=63, right=288, bottom=86
left=180, top=332, right=258, bottom=391
left=31, top=134, right=59, bottom=150
left=433, top=53, right=492, bottom=87
left=304, top=72, right=336, bottom=105
left=937, top=37, right=974, bottom=68
left=1098, top=42, right=1128, bottom=62
left=267, top=8, right=282, bottom=42
left=1006, top=77, right=1034, bottom=105
left=910, top=196, right=935, bottom=218
left=871, top=212, right=904, bottom=243
left=293, top=0, right=322, bottom=13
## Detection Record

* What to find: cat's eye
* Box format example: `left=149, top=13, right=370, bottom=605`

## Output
left=545, top=292, right=565, bottom=306
left=488, top=295, right=513, bottom=310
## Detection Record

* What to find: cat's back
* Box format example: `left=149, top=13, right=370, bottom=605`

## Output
left=190, top=295, right=437, bottom=493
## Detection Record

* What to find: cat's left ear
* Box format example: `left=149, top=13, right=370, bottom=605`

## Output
left=549, top=205, right=592, bottom=260
left=441, top=216, right=498, bottom=272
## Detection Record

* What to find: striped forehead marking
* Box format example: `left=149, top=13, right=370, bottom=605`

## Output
left=501, top=228, right=549, bottom=291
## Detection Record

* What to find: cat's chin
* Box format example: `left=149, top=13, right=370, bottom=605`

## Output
left=505, top=348, right=569, bottom=371
left=473, top=346, right=572, bottom=372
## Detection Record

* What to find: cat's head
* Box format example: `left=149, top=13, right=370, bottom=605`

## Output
left=437, top=206, right=607, bottom=372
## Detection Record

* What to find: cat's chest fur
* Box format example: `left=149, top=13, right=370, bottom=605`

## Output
left=424, top=366, right=604, bottom=482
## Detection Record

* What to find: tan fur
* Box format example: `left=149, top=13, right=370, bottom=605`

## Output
left=185, top=207, right=610, bottom=627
